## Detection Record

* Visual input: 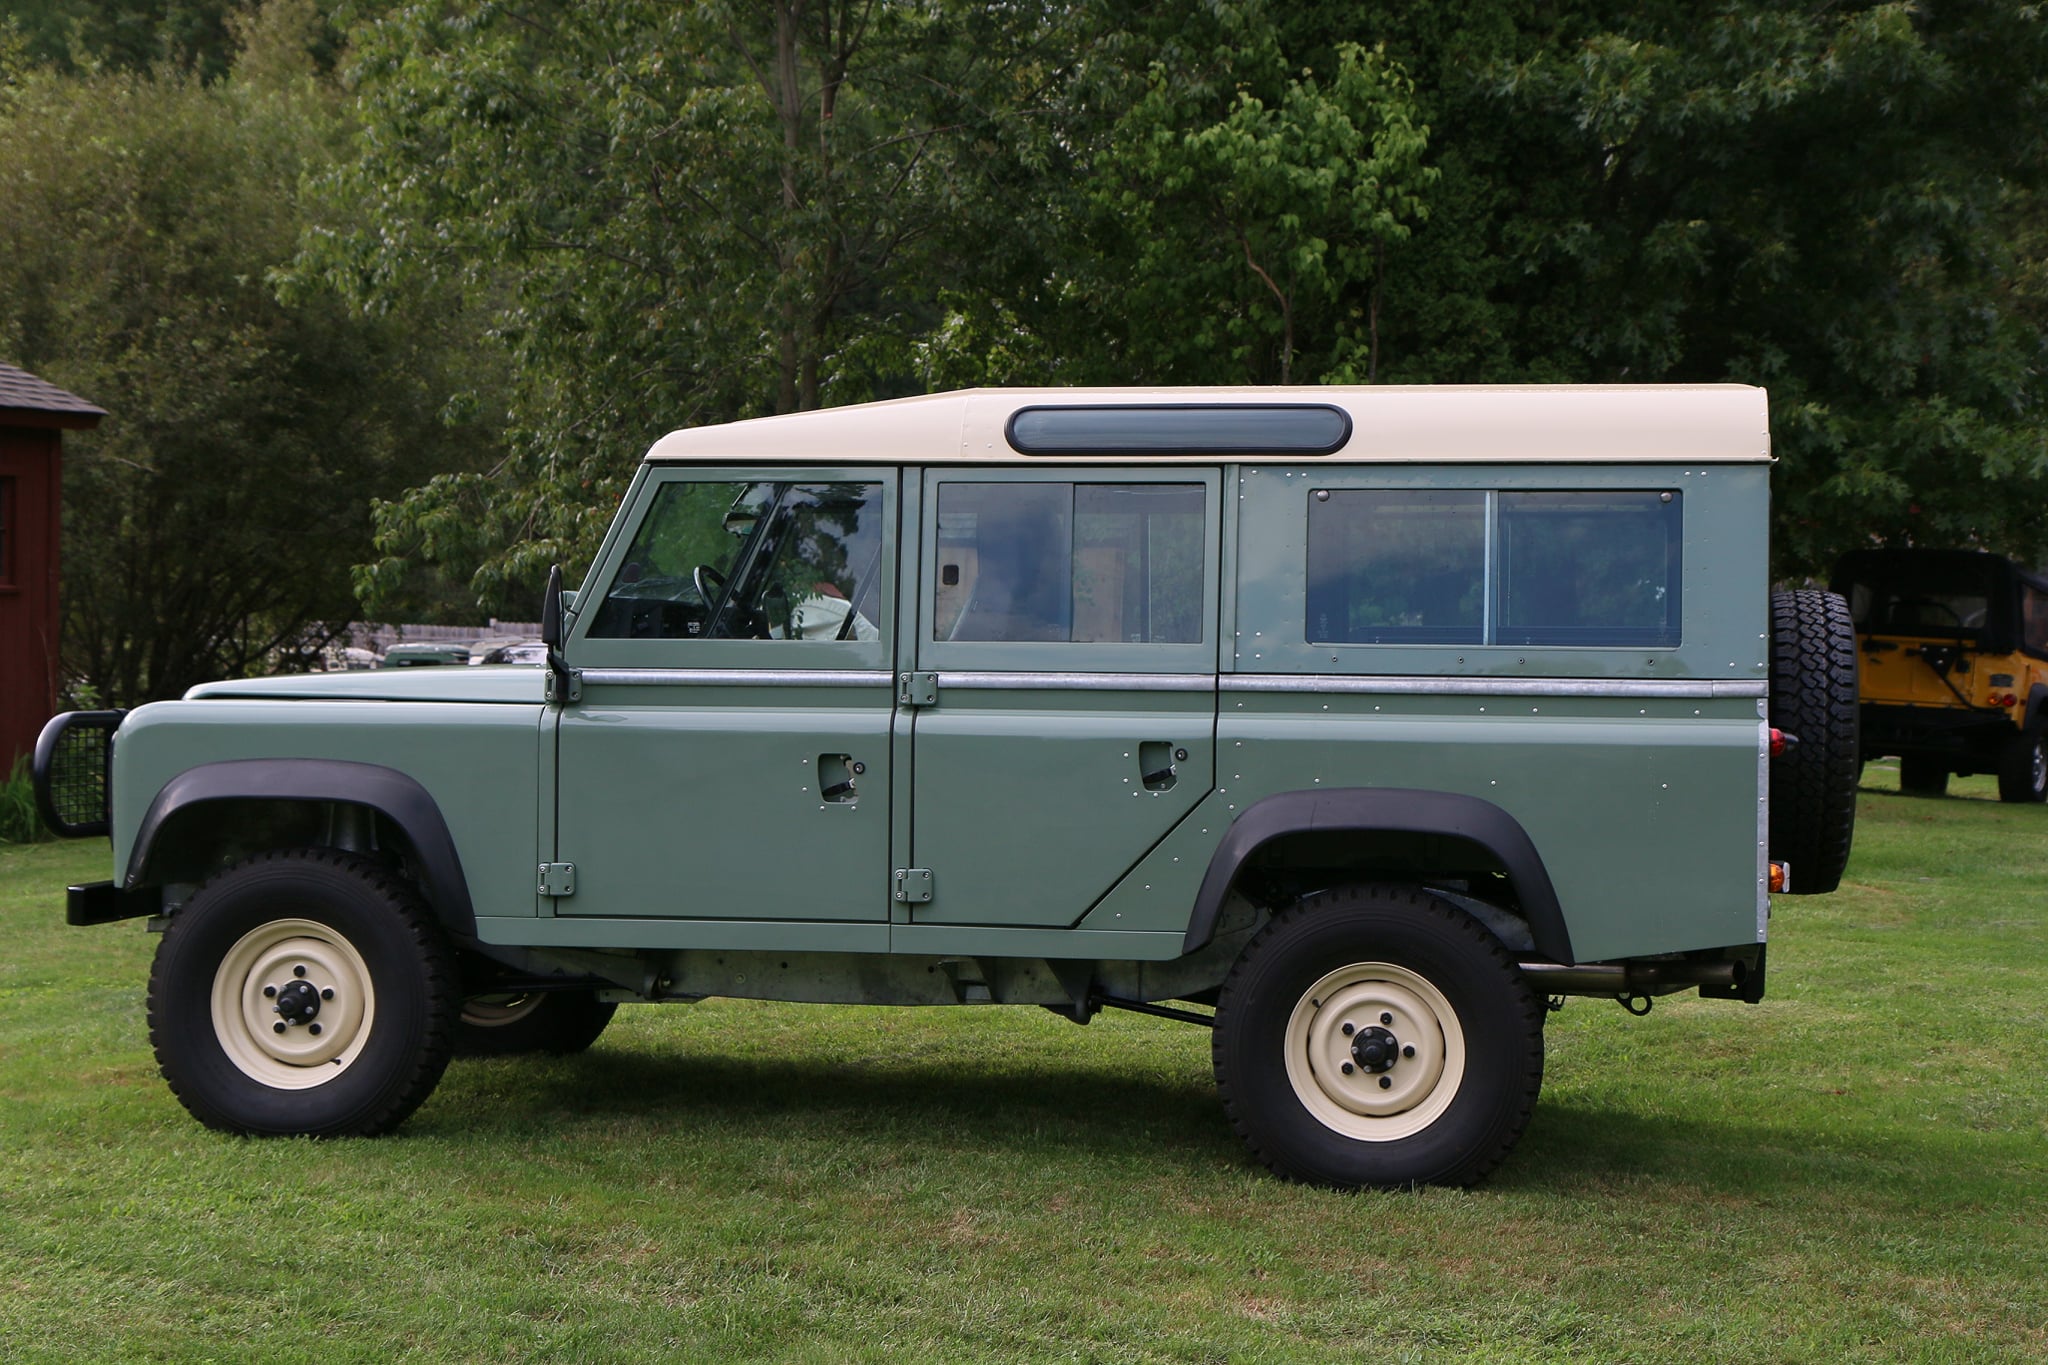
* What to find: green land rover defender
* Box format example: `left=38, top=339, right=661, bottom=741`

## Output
left=34, top=385, right=1859, bottom=1188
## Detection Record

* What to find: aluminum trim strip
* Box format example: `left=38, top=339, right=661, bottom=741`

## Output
left=578, top=669, right=893, bottom=688
left=1756, top=713, right=1772, bottom=938
left=1220, top=674, right=1769, bottom=699
left=935, top=671, right=1217, bottom=692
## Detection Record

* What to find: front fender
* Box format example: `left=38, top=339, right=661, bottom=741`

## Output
left=127, top=759, right=477, bottom=938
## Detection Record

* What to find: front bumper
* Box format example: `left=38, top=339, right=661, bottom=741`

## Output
left=66, top=881, right=161, bottom=927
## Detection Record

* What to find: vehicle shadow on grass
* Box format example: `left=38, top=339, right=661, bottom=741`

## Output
left=1505, top=1099, right=2039, bottom=1207
left=427, top=1046, right=2034, bottom=1206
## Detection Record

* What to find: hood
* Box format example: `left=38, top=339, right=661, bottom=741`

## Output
left=184, top=665, right=547, bottom=704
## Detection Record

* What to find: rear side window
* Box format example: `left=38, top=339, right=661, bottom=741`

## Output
left=934, top=482, right=1206, bottom=643
left=1308, top=489, right=1680, bottom=648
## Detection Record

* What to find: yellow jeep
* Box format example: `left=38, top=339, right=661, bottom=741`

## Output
left=1831, top=549, right=2048, bottom=801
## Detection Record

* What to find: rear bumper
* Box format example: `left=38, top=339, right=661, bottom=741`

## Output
left=66, top=881, right=161, bottom=927
left=1859, top=702, right=2013, bottom=762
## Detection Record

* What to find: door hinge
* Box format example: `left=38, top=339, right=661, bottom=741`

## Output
left=544, top=667, right=582, bottom=704
left=892, top=867, right=933, bottom=904
left=538, top=862, right=577, bottom=897
left=897, top=671, right=939, bottom=708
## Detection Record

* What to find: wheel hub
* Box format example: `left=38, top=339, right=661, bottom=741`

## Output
left=1283, top=962, right=1465, bottom=1142
left=211, top=919, right=375, bottom=1089
left=1350, top=1024, right=1399, bottom=1073
left=273, top=979, right=322, bottom=1026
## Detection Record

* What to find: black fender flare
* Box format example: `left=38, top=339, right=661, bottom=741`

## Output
left=126, top=759, right=476, bottom=938
left=2023, top=683, right=2048, bottom=734
left=1180, top=788, right=1573, bottom=963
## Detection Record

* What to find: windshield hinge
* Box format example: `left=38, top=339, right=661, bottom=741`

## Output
left=544, top=667, right=582, bottom=705
left=892, top=868, right=933, bottom=904
left=898, top=672, right=939, bottom=708
left=538, top=862, right=576, bottom=897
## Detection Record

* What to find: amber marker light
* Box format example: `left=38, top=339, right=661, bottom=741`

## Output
left=1769, top=862, right=1791, bottom=894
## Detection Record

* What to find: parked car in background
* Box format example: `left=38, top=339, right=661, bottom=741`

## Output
left=377, top=642, right=472, bottom=668
left=477, top=640, right=548, bottom=666
left=1830, top=548, right=2048, bottom=801
left=34, top=384, right=1859, bottom=1189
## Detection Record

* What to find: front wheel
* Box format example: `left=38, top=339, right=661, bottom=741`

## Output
left=1996, top=730, right=2048, bottom=804
left=147, top=849, right=458, bottom=1136
left=1213, top=885, right=1544, bottom=1189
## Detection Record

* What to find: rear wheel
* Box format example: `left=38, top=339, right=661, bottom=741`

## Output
left=1212, top=884, right=1543, bottom=1189
left=1899, top=755, right=1950, bottom=797
left=147, top=849, right=457, bottom=1136
left=1768, top=590, right=1860, bottom=891
left=1996, top=730, right=2048, bottom=804
left=457, top=990, right=617, bottom=1056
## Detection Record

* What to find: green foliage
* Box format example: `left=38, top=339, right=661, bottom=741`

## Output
left=315, top=0, right=1048, bottom=610
left=0, top=759, right=47, bottom=845
left=0, top=2, right=505, bottom=702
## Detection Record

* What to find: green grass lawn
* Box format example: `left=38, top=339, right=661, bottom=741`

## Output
left=3, top=778, right=2045, bottom=1363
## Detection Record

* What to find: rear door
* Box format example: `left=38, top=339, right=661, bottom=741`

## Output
left=902, top=468, right=1220, bottom=927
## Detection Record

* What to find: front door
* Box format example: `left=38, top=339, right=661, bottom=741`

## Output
left=554, top=468, right=897, bottom=921
left=904, top=468, right=1221, bottom=927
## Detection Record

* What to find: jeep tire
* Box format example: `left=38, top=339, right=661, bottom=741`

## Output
left=1996, top=730, right=2048, bottom=804
left=147, top=849, right=458, bottom=1137
left=456, top=990, right=617, bottom=1056
left=1768, top=589, right=1859, bottom=892
left=1212, top=885, right=1544, bottom=1189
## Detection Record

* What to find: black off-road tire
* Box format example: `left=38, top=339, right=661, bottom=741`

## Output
left=1996, top=730, right=2048, bottom=804
left=1898, top=756, right=1950, bottom=798
left=147, top=849, right=459, bottom=1137
left=1212, top=885, right=1544, bottom=1190
left=1768, top=589, right=1860, bottom=893
left=456, top=990, right=617, bottom=1057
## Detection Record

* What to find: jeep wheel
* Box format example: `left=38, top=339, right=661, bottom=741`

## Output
left=147, top=849, right=457, bottom=1136
left=457, top=990, right=617, bottom=1056
left=1768, top=589, right=1860, bottom=893
left=1996, top=731, right=2048, bottom=804
left=1212, top=885, right=1544, bottom=1189
left=1898, top=756, right=1950, bottom=798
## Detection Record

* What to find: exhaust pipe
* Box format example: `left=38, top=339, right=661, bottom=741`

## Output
left=1520, top=959, right=1742, bottom=997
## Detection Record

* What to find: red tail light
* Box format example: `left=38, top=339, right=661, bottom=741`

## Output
left=1769, top=728, right=1797, bottom=757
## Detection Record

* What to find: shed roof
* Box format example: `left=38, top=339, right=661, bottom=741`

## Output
left=0, top=363, right=106, bottom=430
left=643, top=384, right=1771, bottom=466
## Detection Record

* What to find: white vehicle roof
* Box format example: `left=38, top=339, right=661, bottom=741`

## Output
left=643, top=384, right=1770, bottom=466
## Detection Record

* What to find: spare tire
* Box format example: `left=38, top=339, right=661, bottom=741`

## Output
left=1768, top=589, right=1859, bottom=893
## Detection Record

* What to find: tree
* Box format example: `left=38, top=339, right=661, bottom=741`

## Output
left=315, top=0, right=1060, bottom=612
left=0, top=3, right=503, bottom=702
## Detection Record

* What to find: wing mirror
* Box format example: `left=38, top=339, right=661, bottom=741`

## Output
left=541, top=564, right=577, bottom=702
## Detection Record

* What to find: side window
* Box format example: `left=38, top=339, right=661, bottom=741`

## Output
left=2024, top=587, right=2048, bottom=654
left=934, top=482, right=1205, bottom=643
left=1306, top=488, right=1680, bottom=648
left=1307, top=491, right=1484, bottom=644
left=1496, top=492, right=1680, bottom=647
left=588, top=480, right=886, bottom=640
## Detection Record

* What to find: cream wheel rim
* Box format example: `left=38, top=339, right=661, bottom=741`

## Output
left=210, top=918, right=374, bottom=1089
left=1283, top=962, right=1465, bottom=1141
left=460, top=993, right=547, bottom=1028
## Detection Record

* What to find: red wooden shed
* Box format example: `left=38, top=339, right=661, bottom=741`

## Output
left=1, top=363, right=104, bottom=768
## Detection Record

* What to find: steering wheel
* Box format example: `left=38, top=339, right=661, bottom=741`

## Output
left=692, top=563, right=726, bottom=604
